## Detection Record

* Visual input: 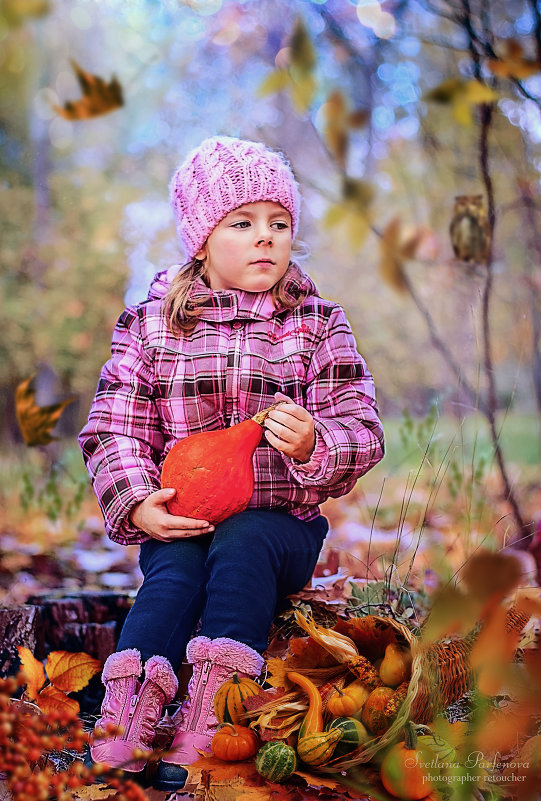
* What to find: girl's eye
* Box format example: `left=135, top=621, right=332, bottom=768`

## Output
left=272, top=222, right=289, bottom=230
left=231, top=221, right=251, bottom=229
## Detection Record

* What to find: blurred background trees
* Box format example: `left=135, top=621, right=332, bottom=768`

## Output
left=1, top=0, right=540, bottom=549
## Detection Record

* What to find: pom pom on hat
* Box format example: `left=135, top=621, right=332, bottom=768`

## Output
left=170, top=136, right=301, bottom=260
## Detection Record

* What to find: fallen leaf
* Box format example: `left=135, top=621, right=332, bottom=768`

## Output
left=45, top=650, right=101, bottom=693
left=36, top=684, right=80, bottom=715
left=17, top=646, right=46, bottom=700
left=487, top=39, right=541, bottom=80
left=184, top=756, right=269, bottom=800
left=15, top=374, right=75, bottom=446
left=70, top=784, right=117, bottom=800
left=53, top=59, right=123, bottom=120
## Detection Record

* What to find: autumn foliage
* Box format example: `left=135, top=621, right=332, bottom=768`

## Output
left=0, top=676, right=147, bottom=801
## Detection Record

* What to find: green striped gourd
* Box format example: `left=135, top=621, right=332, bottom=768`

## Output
left=296, top=728, right=343, bottom=766
left=325, top=716, right=371, bottom=759
left=255, top=741, right=297, bottom=783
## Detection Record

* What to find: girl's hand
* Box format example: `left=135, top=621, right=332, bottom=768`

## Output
left=263, top=392, right=316, bottom=463
left=129, top=488, right=215, bottom=541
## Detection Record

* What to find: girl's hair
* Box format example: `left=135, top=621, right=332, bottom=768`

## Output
left=164, top=243, right=309, bottom=337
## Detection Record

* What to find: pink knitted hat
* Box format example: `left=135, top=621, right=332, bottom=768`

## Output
left=170, top=136, right=300, bottom=260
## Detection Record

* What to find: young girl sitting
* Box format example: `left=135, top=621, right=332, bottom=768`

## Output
left=79, top=135, right=384, bottom=791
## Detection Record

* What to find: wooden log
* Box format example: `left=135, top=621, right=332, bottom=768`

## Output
left=26, top=591, right=133, bottom=664
left=0, top=604, right=41, bottom=675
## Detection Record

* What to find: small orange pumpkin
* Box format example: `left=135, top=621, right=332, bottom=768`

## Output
left=326, top=680, right=371, bottom=718
left=210, top=723, right=260, bottom=762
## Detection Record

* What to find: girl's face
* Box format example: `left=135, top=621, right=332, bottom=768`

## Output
left=195, top=201, right=293, bottom=293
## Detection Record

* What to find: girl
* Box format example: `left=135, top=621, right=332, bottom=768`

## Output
left=79, top=136, right=384, bottom=791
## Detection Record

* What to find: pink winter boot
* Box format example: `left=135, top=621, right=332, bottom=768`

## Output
left=155, top=636, right=264, bottom=791
left=90, top=649, right=178, bottom=773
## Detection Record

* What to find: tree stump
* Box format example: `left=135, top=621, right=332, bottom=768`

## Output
left=0, top=604, right=40, bottom=675
left=26, top=591, right=133, bottom=664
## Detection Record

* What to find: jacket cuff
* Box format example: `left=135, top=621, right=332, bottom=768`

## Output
left=104, top=480, right=160, bottom=545
left=281, top=424, right=331, bottom=484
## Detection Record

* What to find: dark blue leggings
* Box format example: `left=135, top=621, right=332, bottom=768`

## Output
left=117, top=508, right=328, bottom=670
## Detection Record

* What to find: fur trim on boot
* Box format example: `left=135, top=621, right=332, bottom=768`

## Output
left=101, top=648, right=141, bottom=682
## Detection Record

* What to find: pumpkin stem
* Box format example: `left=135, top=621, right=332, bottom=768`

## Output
left=218, top=723, right=238, bottom=735
left=251, top=404, right=280, bottom=426
left=404, top=720, right=418, bottom=750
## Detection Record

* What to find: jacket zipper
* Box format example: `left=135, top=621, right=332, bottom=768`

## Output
left=186, top=660, right=212, bottom=732
left=226, top=325, right=242, bottom=426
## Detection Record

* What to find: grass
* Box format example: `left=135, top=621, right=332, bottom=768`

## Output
left=376, top=411, right=541, bottom=475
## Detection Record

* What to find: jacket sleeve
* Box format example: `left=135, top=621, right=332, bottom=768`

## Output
left=78, top=307, right=164, bottom=545
left=281, top=304, right=384, bottom=494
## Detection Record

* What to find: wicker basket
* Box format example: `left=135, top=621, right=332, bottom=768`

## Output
left=314, top=606, right=530, bottom=772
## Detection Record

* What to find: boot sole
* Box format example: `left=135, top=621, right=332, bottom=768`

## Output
left=153, top=761, right=189, bottom=791
left=84, top=746, right=148, bottom=786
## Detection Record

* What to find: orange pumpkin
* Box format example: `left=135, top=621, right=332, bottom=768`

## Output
left=211, top=723, right=260, bottom=761
left=326, top=680, right=370, bottom=718
left=380, top=722, right=434, bottom=800
left=161, top=405, right=276, bottom=524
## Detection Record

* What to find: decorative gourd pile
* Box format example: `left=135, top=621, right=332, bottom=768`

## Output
left=208, top=611, right=434, bottom=794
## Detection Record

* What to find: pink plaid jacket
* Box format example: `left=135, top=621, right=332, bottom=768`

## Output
left=79, top=263, right=384, bottom=545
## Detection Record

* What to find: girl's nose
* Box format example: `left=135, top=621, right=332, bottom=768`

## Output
left=257, top=235, right=273, bottom=245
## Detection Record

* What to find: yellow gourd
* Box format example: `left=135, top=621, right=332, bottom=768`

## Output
left=288, top=671, right=343, bottom=766
left=379, top=643, right=412, bottom=688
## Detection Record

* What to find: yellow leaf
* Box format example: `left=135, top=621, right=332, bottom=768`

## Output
left=258, top=68, right=289, bottom=98
left=322, top=91, right=370, bottom=169
left=346, top=209, right=370, bottom=251
left=424, top=78, right=498, bottom=127
left=46, top=650, right=101, bottom=694
left=343, top=176, right=374, bottom=210
left=462, top=79, right=498, bottom=105
left=323, top=204, right=347, bottom=229
left=17, top=646, right=45, bottom=700
left=1, top=0, right=50, bottom=27
left=36, top=684, right=80, bottom=715
left=290, top=73, right=317, bottom=113
left=379, top=217, right=424, bottom=293
left=290, top=17, right=316, bottom=73
left=15, top=373, right=75, bottom=446
left=53, top=59, right=123, bottom=120
left=420, top=585, right=482, bottom=643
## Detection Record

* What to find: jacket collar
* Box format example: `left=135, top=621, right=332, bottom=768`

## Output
left=148, top=262, right=318, bottom=322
